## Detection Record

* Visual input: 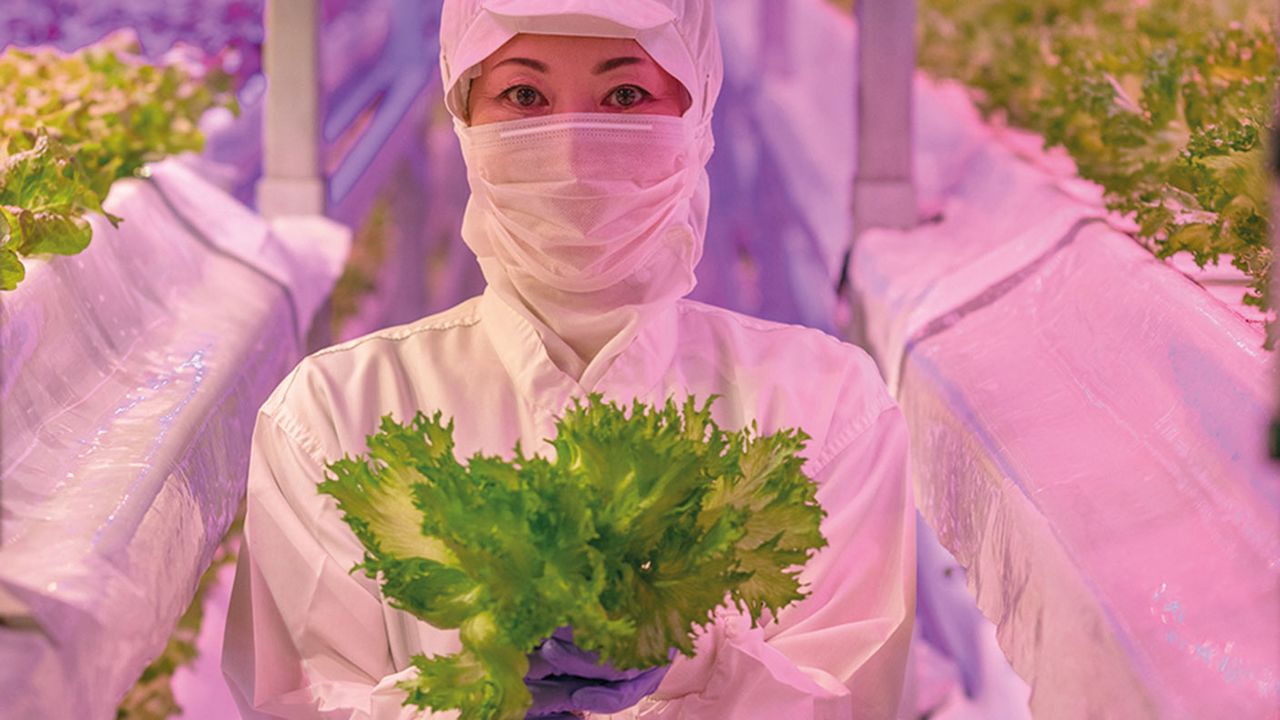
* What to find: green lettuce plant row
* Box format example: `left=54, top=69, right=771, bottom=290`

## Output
left=916, top=0, right=1277, bottom=319
left=320, top=395, right=828, bottom=720
left=0, top=32, right=238, bottom=291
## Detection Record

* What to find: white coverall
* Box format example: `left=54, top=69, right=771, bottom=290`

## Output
left=222, top=290, right=914, bottom=719
left=223, top=0, right=914, bottom=717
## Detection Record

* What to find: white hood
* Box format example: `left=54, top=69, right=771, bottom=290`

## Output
left=440, top=0, right=722, bottom=132
left=438, top=0, right=724, bottom=385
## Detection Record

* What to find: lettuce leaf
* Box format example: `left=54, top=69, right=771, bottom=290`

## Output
left=319, top=395, right=827, bottom=720
left=0, top=245, right=24, bottom=291
left=0, top=41, right=235, bottom=290
left=916, top=0, right=1277, bottom=311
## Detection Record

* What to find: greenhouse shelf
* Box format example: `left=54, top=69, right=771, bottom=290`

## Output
left=849, top=75, right=1278, bottom=719
left=0, top=158, right=348, bottom=719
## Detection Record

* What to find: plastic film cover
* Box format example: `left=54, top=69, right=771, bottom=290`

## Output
left=900, top=222, right=1276, bottom=718
left=0, top=157, right=347, bottom=718
left=852, top=101, right=1276, bottom=716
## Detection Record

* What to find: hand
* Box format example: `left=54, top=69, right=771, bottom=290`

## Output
left=524, top=627, right=672, bottom=719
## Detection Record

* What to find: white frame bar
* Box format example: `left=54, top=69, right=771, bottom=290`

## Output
left=258, top=0, right=326, bottom=219
left=853, top=0, right=918, bottom=235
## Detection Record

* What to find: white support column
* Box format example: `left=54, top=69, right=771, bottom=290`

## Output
left=257, top=0, right=326, bottom=219
left=852, top=0, right=917, bottom=236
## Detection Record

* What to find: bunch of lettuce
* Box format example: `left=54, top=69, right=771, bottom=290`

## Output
left=0, top=32, right=238, bottom=290
left=917, top=0, right=1277, bottom=315
left=319, top=394, right=827, bottom=720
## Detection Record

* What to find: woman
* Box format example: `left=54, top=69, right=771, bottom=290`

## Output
left=222, top=0, right=915, bottom=717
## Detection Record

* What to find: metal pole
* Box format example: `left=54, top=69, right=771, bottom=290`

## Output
left=852, top=0, right=918, bottom=237
left=257, top=0, right=326, bottom=219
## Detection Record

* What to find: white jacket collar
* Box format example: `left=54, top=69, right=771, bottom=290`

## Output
left=479, top=287, right=679, bottom=414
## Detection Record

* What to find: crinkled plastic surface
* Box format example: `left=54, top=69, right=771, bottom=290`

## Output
left=851, top=81, right=1278, bottom=719
left=0, top=157, right=349, bottom=719
left=851, top=80, right=1112, bottom=396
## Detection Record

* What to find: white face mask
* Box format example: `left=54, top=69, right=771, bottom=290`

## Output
left=456, top=113, right=706, bottom=295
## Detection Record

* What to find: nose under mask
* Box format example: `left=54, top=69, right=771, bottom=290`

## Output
left=457, top=113, right=705, bottom=295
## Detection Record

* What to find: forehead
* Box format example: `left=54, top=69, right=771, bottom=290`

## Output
left=482, top=33, right=657, bottom=69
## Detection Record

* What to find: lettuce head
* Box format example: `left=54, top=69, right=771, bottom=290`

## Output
left=319, top=394, right=826, bottom=720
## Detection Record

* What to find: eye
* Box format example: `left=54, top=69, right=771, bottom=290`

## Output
left=606, top=85, right=651, bottom=109
left=502, top=85, right=546, bottom=108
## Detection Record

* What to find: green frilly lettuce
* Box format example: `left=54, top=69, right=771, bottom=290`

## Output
left=319, top=394, right=827, bottom=720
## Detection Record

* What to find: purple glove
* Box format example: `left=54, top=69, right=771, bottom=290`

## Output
left=524, top=627, right=672, bottom=719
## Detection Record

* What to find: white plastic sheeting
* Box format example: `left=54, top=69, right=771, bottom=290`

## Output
left=0, top=159, right=348, bottom=719
left=850, top=77, right=1278, bottom=719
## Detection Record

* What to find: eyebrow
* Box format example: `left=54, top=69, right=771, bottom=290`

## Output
left=493, top=55, right=646, bottom=75
left=494, top=57, right=549, bottom=72
left=593, top=56, right=645, bottom=74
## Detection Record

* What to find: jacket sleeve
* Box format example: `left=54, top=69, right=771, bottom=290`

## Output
left=638, top=403, right=916, bottom=720
left=221, top=408, right=444, bottom=720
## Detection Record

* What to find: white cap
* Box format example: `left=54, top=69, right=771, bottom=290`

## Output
left=439, top=0, right=723, bottom=129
